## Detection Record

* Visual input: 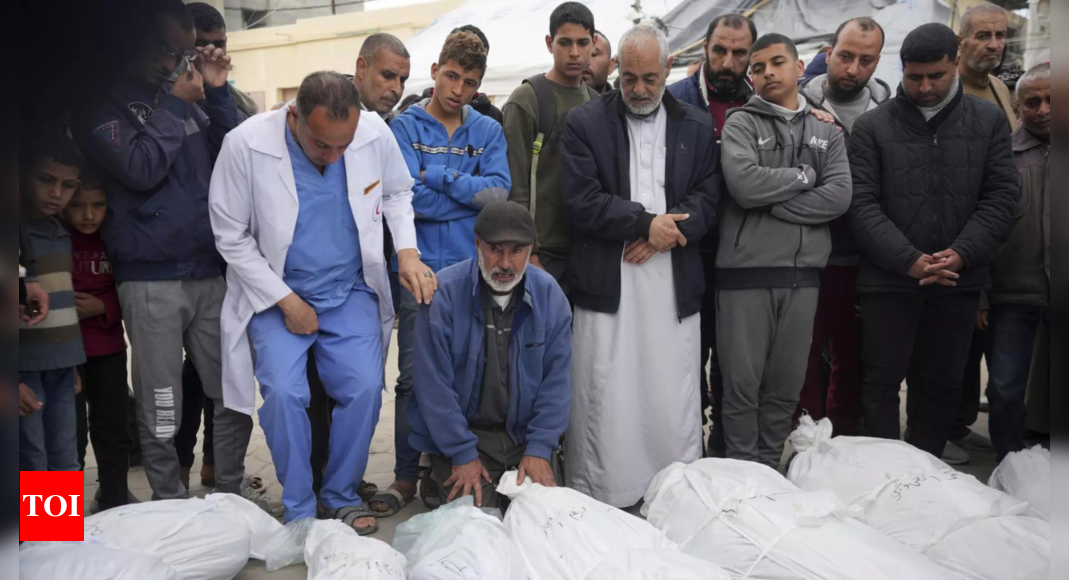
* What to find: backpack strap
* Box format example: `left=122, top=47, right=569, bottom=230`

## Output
left=522, top=75, right=558, bottom=222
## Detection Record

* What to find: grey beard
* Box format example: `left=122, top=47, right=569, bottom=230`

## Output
left=625, top=84, right=667, bottom=118
left=478, top=252, right=527, bottom=294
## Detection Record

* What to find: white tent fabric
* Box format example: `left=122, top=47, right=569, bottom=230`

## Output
left=402, top=0, right=685, bottom=103
left=661, top=0, right=954, bottom=91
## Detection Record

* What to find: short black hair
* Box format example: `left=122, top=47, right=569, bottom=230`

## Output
left=158, top=0, right=195, bottom=33
left=832, top=17, right=886, bottom=52
left=706, top=14, right=757, bottom=46
left=296, top=71, right=362, bottom=121
left=901, top=23, right=959, bottom=66
left=594, top=29, right=612, bottom=55
left=23, top=132, right=85, bottom=172
left=186, top=2, right=226, bottom=34
left=750, top=33, right=798, bottom=61
left=549, top=2, right=595, bottom=38
left=78, top=164, right=108, bottom=192
left=453, top=25, right=490, bottom=54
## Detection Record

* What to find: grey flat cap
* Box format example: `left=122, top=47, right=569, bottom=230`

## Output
left=474, top=201, right=537, bottom=246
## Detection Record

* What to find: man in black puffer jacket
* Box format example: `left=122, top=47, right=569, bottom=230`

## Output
left=848, top=23, right=1017, bottom=458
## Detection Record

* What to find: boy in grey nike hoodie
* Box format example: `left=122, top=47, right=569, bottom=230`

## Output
left=716, top=34, right=852, bottom=468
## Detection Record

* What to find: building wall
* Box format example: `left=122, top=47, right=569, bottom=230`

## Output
left=225, top=0, right=462, bottom=109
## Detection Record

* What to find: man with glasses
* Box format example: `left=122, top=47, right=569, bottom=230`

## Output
left=74, top=0, right=272, bottom=512
left=187, top=3, right=258, bottom=120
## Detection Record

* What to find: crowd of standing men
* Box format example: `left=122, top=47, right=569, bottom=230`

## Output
left=17, top=0, right=1050, bottom=536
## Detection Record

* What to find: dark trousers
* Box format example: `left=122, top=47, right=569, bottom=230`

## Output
left=75, top=352, right=132, bottom=508
left=699, top=250, right=724, bottom=455
left=795, top=265, right=864, bottom=436
left=429, top=428, right=561, bottom=511
left=307, top=349, right=333, bottom=495
left=175, top=358, right=214, bottom=469
left=860, top=292, right=980, bottom=457
left=946, top=329, right=987, bottom=441
left=986, top=304, right=1044, bottom=459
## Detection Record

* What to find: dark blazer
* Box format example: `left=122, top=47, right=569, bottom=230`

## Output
left=561, top=90, right=720, bottom=318
left=848, top=85, right=1018, bottom=294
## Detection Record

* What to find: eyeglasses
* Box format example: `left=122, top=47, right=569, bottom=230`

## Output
left=159, top=43, right=198, bottom=64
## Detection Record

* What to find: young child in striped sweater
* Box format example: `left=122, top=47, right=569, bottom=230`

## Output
left=19, top=133, right=86, bottom=472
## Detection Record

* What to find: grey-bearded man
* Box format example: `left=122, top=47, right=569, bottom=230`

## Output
left=560, top=24, right=720, bottom=508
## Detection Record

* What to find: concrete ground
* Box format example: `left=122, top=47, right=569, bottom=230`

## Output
left=83, top=336, right=998, bottom=579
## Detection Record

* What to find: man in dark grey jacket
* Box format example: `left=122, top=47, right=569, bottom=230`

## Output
left=983, top=62, right=1050, bottom=460
left=847, top=24, right=1017, bottom=458
left=717, top=34, right=852, bottom=469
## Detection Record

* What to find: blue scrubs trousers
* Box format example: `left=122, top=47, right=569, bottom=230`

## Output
left=249, top=289, right=382, bottom=522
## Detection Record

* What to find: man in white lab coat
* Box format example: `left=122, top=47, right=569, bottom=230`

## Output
left=209, top=71, right=435, bottom=534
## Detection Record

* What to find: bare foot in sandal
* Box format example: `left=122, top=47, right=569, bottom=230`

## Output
left=369, top=480, right=417, bottom=514
left=321, top=505, right=379, bottom=537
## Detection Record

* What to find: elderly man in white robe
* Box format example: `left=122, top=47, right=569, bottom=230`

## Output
left=560, top=24, right=721, bottom=508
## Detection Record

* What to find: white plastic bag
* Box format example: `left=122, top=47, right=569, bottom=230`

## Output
left=204, top=493, right=283, bottom=560
left=787, top=417, right=952, bottom=507
left=643, top=459, right=957, bottom=580
left=305, top=520, right=408, bottom=580
left=925, top=515, right=1050, bottom=580
left=989, top=446, right=1050, bottom=520
left=787, top=417, right=1050, bottom=580
left=497, top=474, right=677, bottom=580
left=19, top=542, right=179, bottom=580
left=581, top=550, right=731, bottom=580
left=80, top=498, right=252, bottom=580
left=264, top=518, right=315, bottom=572
left=393, top=496, right=526, bottom=580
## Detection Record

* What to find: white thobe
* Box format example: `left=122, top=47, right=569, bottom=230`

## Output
left=564, top=105, right=703, bottom=508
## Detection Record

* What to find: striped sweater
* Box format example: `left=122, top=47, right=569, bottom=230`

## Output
left=19, top=217, right=86, bottom=372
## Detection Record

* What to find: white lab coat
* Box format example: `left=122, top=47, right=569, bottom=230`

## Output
left=209, top=107, right=418, bottom=415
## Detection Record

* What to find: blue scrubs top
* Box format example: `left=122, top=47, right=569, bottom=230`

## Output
left=284, top=124, right=370, bottom=313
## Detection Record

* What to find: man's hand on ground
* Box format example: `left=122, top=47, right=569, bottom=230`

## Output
left=278, top=293, right=319, bottom=335
left=398, top=248, right=437, bottom=305
left=517, top=456, right=556, bottom=488
left=444, top=458, right=492, bottom=507
left=648, top=213, right=689, bottom=253
left=624, top=240, right=657, bottom=265
left=19, top=383, right=42, bottom=417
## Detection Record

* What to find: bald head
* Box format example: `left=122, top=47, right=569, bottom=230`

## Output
left=1017, top=62, right=1051, bottom=139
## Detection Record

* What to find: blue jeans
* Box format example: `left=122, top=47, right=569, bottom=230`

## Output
left=986, top=304, right=1044, bottom=460
left=20, top=368, right=80, bottom=471
left=393, top=289, right=421, bottom=483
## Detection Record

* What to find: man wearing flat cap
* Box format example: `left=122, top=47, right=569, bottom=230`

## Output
left=408, top=201, right=573, bottom=509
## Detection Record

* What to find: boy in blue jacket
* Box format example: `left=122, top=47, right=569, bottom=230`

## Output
left=409, top=202, right=571, bottom=509
left=375, top=29, right=510, bottom=515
